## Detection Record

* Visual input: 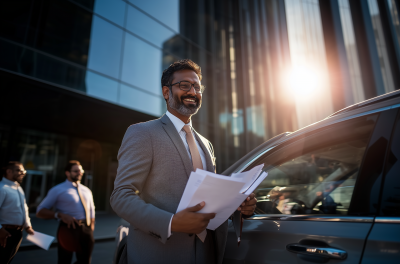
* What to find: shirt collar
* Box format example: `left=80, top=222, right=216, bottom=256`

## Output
left=65, top=179, right=80, bottom=188
left=166, top=111, right=193, bottom=133
left=1, top=177, right=18, bottom=187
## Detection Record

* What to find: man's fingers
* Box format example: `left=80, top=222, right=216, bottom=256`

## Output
left=202, top=213, right=216, bottom=220
left=187, top=201, right=205, bottom=212
left=71, top=221, right=76, bottom=229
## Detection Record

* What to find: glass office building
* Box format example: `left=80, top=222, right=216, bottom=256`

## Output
left=1, top=0, right=399, bottom=212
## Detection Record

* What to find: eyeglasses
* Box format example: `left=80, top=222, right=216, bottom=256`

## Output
left=169, top=81, right=205, bottom=94
left=71, top=170, right=85, bottom=174
left=15, top=169, right=26, bottom=174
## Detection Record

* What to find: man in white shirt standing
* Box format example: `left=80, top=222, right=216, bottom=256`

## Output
left=0, top=161, right=34, bottom=264
left=36, top=160, right=95, bottom=264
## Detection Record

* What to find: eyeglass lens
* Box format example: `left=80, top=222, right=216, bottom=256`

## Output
left=71, top=170, right=84, bottom=173
left=179, top=81, right=202, bottom=92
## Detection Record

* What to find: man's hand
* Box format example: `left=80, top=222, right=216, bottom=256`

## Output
left=171, top=202, right=216, bottom=234
left=0, top=227, right=11, bottom=248
left=90, top=219, right=95, bottom=231
left=59, top=213, right=79, bottom=229
left=25, top=226, right=34, bottom=235
left=238, top=193, right=257, bottom=215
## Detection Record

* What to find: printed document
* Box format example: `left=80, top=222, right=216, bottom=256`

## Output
left=177, top=164, right=268, bottom=230
left=26, top=231, right=55, bottom=250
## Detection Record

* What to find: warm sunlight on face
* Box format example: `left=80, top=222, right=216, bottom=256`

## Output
left=285, top=66, right=322, bottom=99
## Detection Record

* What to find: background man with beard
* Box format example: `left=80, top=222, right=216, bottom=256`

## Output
left=111, top=59, right=256, bottom=264
left=36, top=160, right=95, bottom=264
left=0, top=161, right=34, bottom=264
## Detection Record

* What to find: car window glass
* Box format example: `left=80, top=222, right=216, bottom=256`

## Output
left=247, top=114, right=378, bottom=215
left=380, top=109, right=400, bottom=216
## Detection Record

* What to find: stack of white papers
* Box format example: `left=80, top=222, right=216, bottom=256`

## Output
left=176, top=164, right=268, bottom=230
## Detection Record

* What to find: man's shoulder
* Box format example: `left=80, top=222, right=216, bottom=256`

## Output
left=0, top=180, right=12, bottom=189
left=48, top=181, right=68, bottom=193
left=125, top=117, right=164, bottom=135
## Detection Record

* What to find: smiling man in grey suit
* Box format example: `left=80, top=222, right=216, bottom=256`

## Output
left=110, top=59, right=256, bottom=264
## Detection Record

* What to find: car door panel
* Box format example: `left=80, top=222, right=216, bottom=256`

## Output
left=360, top=221, right=400, bottom=264
left=224, top=111, right=397, bottom=264
left=361, top=109, right=400, bottom=263
left=225, top=218, right=373, bottom=264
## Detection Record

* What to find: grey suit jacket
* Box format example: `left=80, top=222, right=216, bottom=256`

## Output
left=110, top=115, right=228, bottom=264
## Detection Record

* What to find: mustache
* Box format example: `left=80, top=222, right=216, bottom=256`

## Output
left=181, top=95, right=199, bottom=102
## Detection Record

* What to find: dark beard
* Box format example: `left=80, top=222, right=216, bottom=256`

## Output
left=70, top=175, right=80, bottom=182
left=168, top=90, right=201, bottom=116
left=14, top=175, right=23, bottom=184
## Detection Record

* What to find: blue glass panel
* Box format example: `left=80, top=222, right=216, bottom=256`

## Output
left=128, top=0, right=179, bottom=32
left=119, top=84, right=163, bottom=116
left=94, top=0, right=126, bottom=27
left=126, top=6, right=176, bottom=49
left=85, top=71, right=118, bottom=103
left=0, top=39, right=86, bottom=92
left=121, top=33, right=163, bottom=95
left=87, top=16, right=123, bottom=79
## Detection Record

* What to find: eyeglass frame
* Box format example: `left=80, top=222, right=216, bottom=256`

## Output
left=14, top=169, right=27, bottom=175
left=168, top=81, right=205, bottom=94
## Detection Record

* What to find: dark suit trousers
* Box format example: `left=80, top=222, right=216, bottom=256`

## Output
left=0, top=228, right=23, bottom=264
left=57, top=221, right=94, bottom=264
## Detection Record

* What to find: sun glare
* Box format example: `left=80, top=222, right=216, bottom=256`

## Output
left=284, top=66, right=323, bottom=99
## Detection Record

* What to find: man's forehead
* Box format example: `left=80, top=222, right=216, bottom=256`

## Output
left=172, top=69, right=200, bottom=82
left=72, top=164, right=82, bottom=170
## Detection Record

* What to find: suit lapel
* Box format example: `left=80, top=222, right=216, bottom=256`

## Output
left=160, top=115, right=193, bottom=176
left=193, top=130, right=214, bottom=172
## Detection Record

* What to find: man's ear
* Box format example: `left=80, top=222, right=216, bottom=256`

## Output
left=162, top=86, right=170, bottom=100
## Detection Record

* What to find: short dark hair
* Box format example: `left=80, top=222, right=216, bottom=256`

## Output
left=65, top=160, right=81, bottom=172
left=2, top=161, right=22, bottom=176
left=161, top=59, right=202, bottom=88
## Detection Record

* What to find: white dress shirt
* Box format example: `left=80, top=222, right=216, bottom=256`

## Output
left=37, top=180, right=95, bottom=220
left=165, top=111, right=207, bottom=237
left=0, top=177, right=32, bottom=229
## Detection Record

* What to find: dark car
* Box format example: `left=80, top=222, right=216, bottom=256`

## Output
left=114, top=90, right=400, bottom=264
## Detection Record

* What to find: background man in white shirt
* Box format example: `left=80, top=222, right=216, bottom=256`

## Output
left=37, top=160, right=95, bottom=264
left=0, top=161, right=34, bottom=264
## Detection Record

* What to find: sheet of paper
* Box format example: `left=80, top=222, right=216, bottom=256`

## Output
left=184, top=175, right=245, bottom=230
left=26, top=231, right=55, bottom=250
left=237, top=165, right=264, bottom=193
left=187, top=175, right=245, bottom=213
left=244, top=172, right=269, bottom=195
left=195, top=169, right=243, bottom=183
left=176, top=172, right=206, bottom=213
left=176, top=168, right=269, bottom=230
left=207, top=193, right=248, bottom=230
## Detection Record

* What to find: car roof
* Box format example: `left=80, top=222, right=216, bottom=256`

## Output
left=329, top=89, right=400, bottom=117
left=222, top=90, right=400, bottom=175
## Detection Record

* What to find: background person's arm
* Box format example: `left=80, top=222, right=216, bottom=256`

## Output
left=0, top=189, right=11, bottom=247
left=36, top=189, right=79, bottom=228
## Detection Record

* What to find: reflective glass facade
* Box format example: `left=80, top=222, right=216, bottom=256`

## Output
left=1, top=0, right=399, bottom=212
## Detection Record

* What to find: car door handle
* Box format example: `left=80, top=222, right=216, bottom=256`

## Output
left=286, top=243, right=347, bottom=260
